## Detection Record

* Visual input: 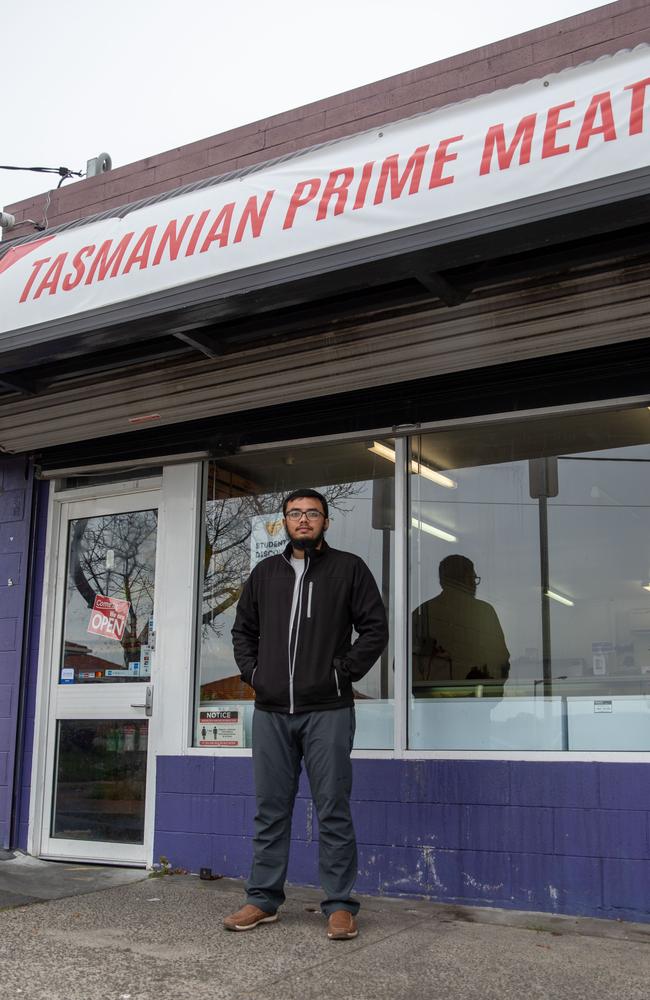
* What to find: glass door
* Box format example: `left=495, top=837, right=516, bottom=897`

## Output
left=40, top=488, right=161, bottom=864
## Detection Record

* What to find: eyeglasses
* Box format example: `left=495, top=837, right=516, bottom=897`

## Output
left=285, top=509, right=325, bottom=522
left=474, top=575, right=481, bottom=585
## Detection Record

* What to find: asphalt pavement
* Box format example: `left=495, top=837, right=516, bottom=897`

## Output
left=0, top=851, right=649, bottom=1000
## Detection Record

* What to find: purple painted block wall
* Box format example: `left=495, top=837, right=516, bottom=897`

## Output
left=155, top=756, right=650, bottom=923
left=0, top=458, right=34, bottom=848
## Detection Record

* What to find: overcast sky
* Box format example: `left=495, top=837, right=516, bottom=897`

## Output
left=3, top=0, right=612, bottom=212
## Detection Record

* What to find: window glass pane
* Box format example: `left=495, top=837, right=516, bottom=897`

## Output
left=62, top=511, right=157, bottom=684
left=52, top=720, right=148, bottom=843
left=549, top=439, right=650, bottom=750
left=195, top=441, right=395, bottom=749
left=409, top=405, right=650, bottom=751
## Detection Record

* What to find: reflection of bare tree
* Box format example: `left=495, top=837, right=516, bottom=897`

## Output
left=69, top=511, right=157, bottom=664
left=202, top=483, right=363, bottom=637
left=68, top=485, right=365, bottom=663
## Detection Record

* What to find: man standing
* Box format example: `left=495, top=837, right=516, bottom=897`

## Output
left=224, top=488, right=388, bottom=939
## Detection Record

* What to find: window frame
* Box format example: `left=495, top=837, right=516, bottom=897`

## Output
left=186, top=392, right=650, bottom=762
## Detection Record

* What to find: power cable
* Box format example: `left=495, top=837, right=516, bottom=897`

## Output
left=0, top=164, right=83, bottom=186
left=1, top=164, right=84, bottom=231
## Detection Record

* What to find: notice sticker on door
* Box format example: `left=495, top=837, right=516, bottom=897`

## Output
left=87, top=595, right=130, bottom=642
left=198, top=709, right=244, bottom=747
left=141, top=646, right=152, bottom=678
left=60, top=667, right=75, bottom=684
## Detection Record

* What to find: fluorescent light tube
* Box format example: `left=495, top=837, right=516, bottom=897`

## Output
left=642, top=582, right=650, bottom=592
left=369, top=441, right=456, bottom=489
left=546, top=589, right=574, bottom=607
left=411, top=516, right=457, bottom=543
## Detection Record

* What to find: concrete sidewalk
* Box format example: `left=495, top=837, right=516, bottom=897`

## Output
left=0, top=856, right=649, bottom=1000
left=0, top=851, right=145, bottom=909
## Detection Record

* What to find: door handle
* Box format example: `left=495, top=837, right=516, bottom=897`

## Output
left=130, top=685, right=153, bottom=717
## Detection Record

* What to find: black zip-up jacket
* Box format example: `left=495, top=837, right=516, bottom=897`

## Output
left=232, top=541, right=389, bottom=713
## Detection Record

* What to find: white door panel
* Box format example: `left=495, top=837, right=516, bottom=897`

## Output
left=39, top=489, right=161, bottom=865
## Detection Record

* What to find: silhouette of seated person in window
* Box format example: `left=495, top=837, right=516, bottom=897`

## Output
left=412, top=554, right=510, bottom=691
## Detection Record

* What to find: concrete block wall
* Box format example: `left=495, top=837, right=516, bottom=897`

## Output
left=6, top=0, right=650, bottom=236
left=155, top=756, right=650, bottom=922
left=0, top=458, right=34, bottom=848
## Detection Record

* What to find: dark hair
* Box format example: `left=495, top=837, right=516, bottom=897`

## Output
left=282, top=488, right=329, bottom=518
left=439, top=554, right=475, bottom=586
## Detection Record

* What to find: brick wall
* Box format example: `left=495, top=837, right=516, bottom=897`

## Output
left=6, top=0, right=650, bottom=236
left=155, top=757, right=650, bottom=921
left=0, top=458, right=34, bottom=848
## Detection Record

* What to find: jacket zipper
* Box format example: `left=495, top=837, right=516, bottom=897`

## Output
left=307, top=581, right=313, bottom=618
left=285, top=553, right=309, bottom=714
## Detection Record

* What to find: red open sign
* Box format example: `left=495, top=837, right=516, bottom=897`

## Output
left=87, top=595, right=130, bottom=641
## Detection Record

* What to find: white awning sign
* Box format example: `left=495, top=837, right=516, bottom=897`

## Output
left=2, top=46, right=649, bottom=338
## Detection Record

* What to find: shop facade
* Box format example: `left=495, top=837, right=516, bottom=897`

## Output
left=3, top=1, right=650, bottom=921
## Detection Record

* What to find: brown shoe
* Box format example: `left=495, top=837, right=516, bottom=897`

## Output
left=327, top=910, right=358, bottom=940
left=223, top=904, right=278, bottom=931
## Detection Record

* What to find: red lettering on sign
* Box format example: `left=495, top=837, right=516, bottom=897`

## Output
left=480, top=115, right=537, bottom=175
left=85, top=234, right=135, bottom=284
left=185, top=209, right=211, bottom=257
left=153, top=215, right=194, bottom=266
left=19, top=258, right=51, bottom=303
left=62, top=245, right=96, bottom=291
left=542, top=102, right=575, bottom=158
left=316, top=168, right=355, bottom=220
left=233, top=191, right=275, bottom=243
left=353, top=161, right=375, bottom=210
left=429, top=135, right=463, bottom=188
left=282, top=179, right=321, bottom=229
left=16, top=70, right=650, bottom=314
left=123, top=226, right=157, bottom=273
left=625, top=77, right=650, bottom=135
left=576, top=91, right=616, bottom=149
left=199, top=204, right=235, bottom=251
left=374, top=145, right=429, bottom=205
left=33, top=253, right=68, bottom=298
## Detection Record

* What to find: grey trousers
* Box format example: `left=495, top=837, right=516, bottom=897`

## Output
left=245, top=706, right=359, bottom=916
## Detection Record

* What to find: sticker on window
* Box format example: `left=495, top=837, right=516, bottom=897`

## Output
left=594, top=700, right=613, bottom=713
left=198, top=709, right=244, bottom=747
left=250, top=513, right=285, bottom=569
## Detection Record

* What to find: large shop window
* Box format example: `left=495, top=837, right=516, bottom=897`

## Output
left=194, top=442, right=395, bottom=749
left=408, top=404, right=650, bottom=751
